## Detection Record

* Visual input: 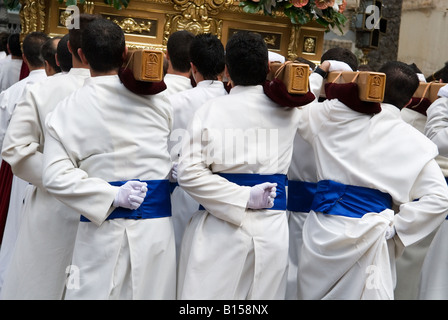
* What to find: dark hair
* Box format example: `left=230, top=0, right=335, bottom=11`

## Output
left=225, top=31, right=269, bottom=86
left=407, top=62, right=422, bottom=74
left=41, top=37, right=61, bottom=73
left=166, top=30, right=194, bottom=73
left=7, top=33, right=21, bottom=57
left=321, top=47, right=359, bottom=71
left=190, top=33, right=225, bottom=80
left=22, top=32, right=49, bottom=68
left=0, top=32, right=9, bottom=53
left=57, top=34, right=72, bottom=72
left=81, top=18, right=125, bottom=73
left=439, top=62, right=448, bottom=83
left=378, top=61, right=419, bottom=110
left=69, top=13, right=99, bottom=62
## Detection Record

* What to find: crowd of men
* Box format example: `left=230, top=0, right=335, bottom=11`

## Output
left=0, top=13, right=447, bottom=300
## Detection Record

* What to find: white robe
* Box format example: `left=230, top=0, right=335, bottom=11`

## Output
left=42, top=75, right=175, bottom=300
left=163, top=73, right=193, bottom=97
left=0, top=69, right=47, bottom=294
left=418, top=97, right=448, bottom=299
left=167, top=80, right=228, bottom=262
left=177, top=85, right=299, bottom=300
left=0, top=58, right=22, bottom=92
left=285, top=72, right=322, bottom=300
left=0, top=69, right=91, bottom=299
left=296, top=100, right=448, bottom=300
left=393, top=106, right=446, bottom=300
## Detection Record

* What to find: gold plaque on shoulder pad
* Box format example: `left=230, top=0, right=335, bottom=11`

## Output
left=124, top=49, right=164, bottom=82
left=414, top=82, right=445, bottom=103
left=268, top=62, right=310, bottom=95
left=325, top=71, right=386, bottom=102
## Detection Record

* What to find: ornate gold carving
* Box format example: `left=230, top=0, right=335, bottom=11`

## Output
left=19, top=0, right=46, bottom=36
left=110, top=17, right=152, bottom=34
left=83, top=1, right=95, bottom=14
left=164, top=0, right=233, bottom=42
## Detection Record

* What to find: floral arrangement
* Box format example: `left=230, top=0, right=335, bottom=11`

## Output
left=240, top=0, right=348, bottom=32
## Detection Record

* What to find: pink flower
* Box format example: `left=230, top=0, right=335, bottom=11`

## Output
left=315, top=0, right=335, bottom=9
left=338, top=0, right=347, bottom=13
left=291, top=0, right=309, bottom=7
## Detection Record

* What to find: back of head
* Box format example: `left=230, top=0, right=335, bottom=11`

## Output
left=321, top=47, right=358, bottom=71
left=57, top=34, right=72, bottom=72
left=41, top=37, right=61, bottom=74
left=190, top=33, right=225, bottom=80
left=225, top=31, right=269, bottom=86
left=81, top=18, right=125, bottom=73
left=69, top=13, right=100, bottom=62
left=23, top=32, right=50, bottom=68
left=166, top=30, right=194, bottom=73
left=440, top=62, right=448, bottom=83
left=7, top=33, right=21, bottom=57
left=0, top=32, right=9, bottom=53
left=379, top=61, right=419, bottom=110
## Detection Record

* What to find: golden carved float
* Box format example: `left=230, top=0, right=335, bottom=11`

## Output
left=18, top=0, right=329, bottom=63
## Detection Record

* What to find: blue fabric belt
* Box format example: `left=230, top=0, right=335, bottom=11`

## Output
left=310, top=179, right=392, bottom=218
left=80, top=179, right=172, bottom=222
left=287, top=180, right=317, bottom=212
left=198, top=173, right=288, bottom=211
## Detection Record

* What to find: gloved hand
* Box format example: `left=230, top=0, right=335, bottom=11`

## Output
left=247, top=182, right=277, bottom=210
left=113, top=180, right=148, bottom=210
left=385, top=225, right=396, bottom=240
left=326, top=60, right=353, bottom=72
left=438, top=84, right=448, bottom=98
left=170, top=162, right=178, bottom=182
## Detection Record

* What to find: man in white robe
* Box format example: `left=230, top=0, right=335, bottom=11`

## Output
left=392, top=72, right=446, bottom=300
left=296, top=60, right=448, bottom=300
left=163, top=30, right=194, bottom=96
left=0, top=32, right=49, bottom=294
left=418, top=86, right=448, bottom=299
left=285, top=48, right=357, bottom=300
left=0, top=33, right=23, bottom=92
left=42, top=18, right=175, bottom=300
left=0, top=19, right=94, bottom=299
left=177, top=31, right=300, bottom=300
left=168, top=33, right=228, bottom=263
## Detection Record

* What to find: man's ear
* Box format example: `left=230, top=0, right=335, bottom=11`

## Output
left=77, top=48, right=89, bottom=66
left=122, top=46, right=128, bottom=63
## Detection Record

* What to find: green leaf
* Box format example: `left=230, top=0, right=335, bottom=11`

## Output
left=65, top=0, right=77, bottom=6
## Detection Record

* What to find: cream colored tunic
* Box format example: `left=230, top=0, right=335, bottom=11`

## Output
left=177, top=85, right=299, bottom=299
left=418, top=97, right=448, bottom=299
left=0, top=69, right=47, bottom=295
left=168, top=80, right=228, bottom=262
left=296, top=100, right=448, bottom=300
left=0, top=69, right=90, bottom=299
left=43, top=75, right=176, bottom=299
left=285, top=72, right=322, bottom=300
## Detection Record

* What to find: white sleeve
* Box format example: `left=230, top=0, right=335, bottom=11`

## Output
left=177, top=113, right=251, bottom=226
left=394, top=159, right=448, bottom=247
left=42, top=111, right=118, bottom=226
left=424, top=97, right=448, bottom=156
left=1, top=89, right=44, bottom=188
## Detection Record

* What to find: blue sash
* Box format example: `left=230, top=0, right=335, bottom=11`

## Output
left=80, top=179, right=172, bottom=222
left=287, top=180, right=317, bottom=212
left=198, top=173, right=287, bottom=211
left=310, top=180, right=392, bottom=218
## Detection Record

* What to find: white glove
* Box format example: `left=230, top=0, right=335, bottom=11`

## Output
left=326, top=60, right=353, bottom=72
left=113, top=180, right=148, bottom=210
left=438, top=84, right=448, bottom=98
left=247, top=182, right=277, bottom=210
left=385, top=225, right=396, bottom=240
left=170, top=162, right=178, bottom=182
